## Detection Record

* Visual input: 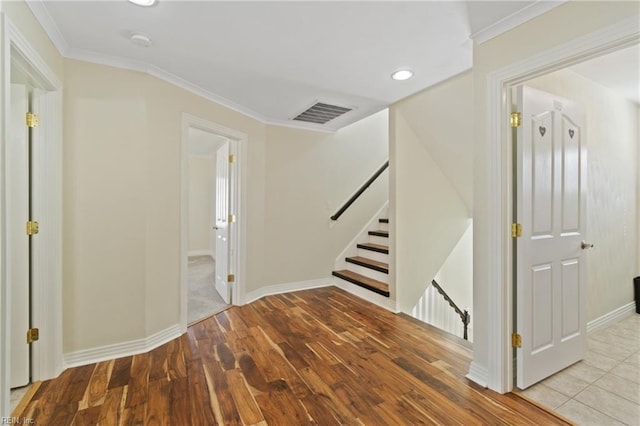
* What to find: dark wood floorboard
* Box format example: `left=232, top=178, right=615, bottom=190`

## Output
left=15, top=286, right=570, bottom=425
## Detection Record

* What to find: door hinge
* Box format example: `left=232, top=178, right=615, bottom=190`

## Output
left=227, top=274, right=235, bottom=283
left=228, top=154, right=235, bottom=163
left=511, top=223, right=522, bottom=238
left=512, top=333, right=522, bottom=348
left=26, top=112, right=39, bottom=128
left=27, top=328, right=39, bottom=344
left=26, top=220, right=39, bottom=236
left=228, top=214, right=235, bottom=223
left=510, top=112, right=522, bottom=128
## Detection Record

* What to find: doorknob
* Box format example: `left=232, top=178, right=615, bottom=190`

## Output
left=581, top=241, right=594, bottom=250
left=213, top=226, right=219, bottom=230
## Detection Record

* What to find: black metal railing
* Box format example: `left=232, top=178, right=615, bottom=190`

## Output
left=330, top=160, right=389, bottom=221
left=431, top=279, right=471, bottom=340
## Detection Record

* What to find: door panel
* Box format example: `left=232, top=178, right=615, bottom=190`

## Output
left=9, top=84, right=30, bottom=388
left=516, top=86, right=587, bottom=389
left=215, top=141, right=230, bottom=304
left=561, top=260, right=580, bottom=338
left=531, top=264, right=552, bottom=352
left=531, top=112, right=554, bottom=236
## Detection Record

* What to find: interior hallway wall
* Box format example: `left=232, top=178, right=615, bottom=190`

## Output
left=64, top=59, right=268, bottom=353
left=390, top=109, right=470, bottom=312
left=389, top=72, right=473, bottom=313
left=525, top=68, right=639, bottom=321
left=264, top=110, right=388, bottom=288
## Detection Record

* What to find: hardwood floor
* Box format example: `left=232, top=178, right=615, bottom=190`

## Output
left=14, top=287, right=569, bottom=425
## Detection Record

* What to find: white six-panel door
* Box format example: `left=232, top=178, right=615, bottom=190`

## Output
left=516, top=86, right=588, bottom=389
left=215, top=141, right=231, bottom=304
left=9, top=84, right=30, bottom=388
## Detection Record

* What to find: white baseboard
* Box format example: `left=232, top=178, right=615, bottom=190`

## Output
left=188, top=250, right=214, bottom=258
left=242, top=278, right=334, bottom=305
left=334, top=279, right=398, bottom=313
left=467, top=361, right=489, bottom=388
left=63, top=324, right=182, bottom=369
left=587, top=302, right=636, bottom=334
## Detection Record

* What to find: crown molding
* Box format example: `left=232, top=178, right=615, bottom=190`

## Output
left=25, top=0, right=383, bottom=133
left=470, top=1, right=566, bottom=44
left=25, top=0, right=69, bottom=55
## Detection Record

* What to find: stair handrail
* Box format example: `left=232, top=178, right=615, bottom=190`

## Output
left=331, top=160, right=389, bottom=221
left=431, top=279, right=471, bottom=340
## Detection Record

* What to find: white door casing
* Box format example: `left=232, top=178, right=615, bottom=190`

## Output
left=215, top=141, right=231, bottom=304
left=2, top=14, right=64, bottom=416
left=8, top=84, right=30, bottom=388
left=180, top=113, right=246, bottom=330
left=515, top=86, right=587, bottom=389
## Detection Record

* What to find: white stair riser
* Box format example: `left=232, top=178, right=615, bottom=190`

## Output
left=357, top=249, right=388, bottom=263
left=369, top=235, right=389, bottom=245
left=378, top=222, right=389, bottom=231
left=345, top=263, right=389, bottom=283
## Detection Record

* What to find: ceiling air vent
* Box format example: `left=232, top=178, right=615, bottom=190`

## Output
left=292, top=102, right=352, bottom=125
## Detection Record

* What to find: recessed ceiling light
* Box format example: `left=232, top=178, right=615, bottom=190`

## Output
left=128, top=0, right=157, bottom=6
left=391, top=69, right=414, bottom=81
left=130, top=32, right=153, bottom=47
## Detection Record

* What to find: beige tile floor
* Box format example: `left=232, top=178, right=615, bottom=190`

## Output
left=522, top=313, right=640, bottom=426
left=10, top=384, right=31, bottom=414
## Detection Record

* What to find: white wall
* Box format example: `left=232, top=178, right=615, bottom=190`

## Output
left=433, top=222, right=473, bottom=329
left=472, top=1, right=639, bottom=388
left=389, top=73, right=473, bottom=313
left=391, top=71, right=474, bottom=213
left=263, top=110, right=388, bottom=287
left=188, top=155, right=215, bottom=255
left=390, top=108, right=470, bottom=312
left=525, top=68, right=639, bottom=321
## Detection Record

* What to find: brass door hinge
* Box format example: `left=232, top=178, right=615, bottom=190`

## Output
left=512, top=333, right=522, bottom=348
left=26, top=112, right=39, bottom=128
left=26, top=220, right=39, bottom=236
left=228, top=214, right=235, bottom=223
left=511, top=223, right=522, bottom=238
left=510, top=112, right=522, bottom=128
left=27, top=328, right=39, bottom=344
left=228, top=154, right=235, bottom=163
left=227, top=274, right=235, bottom=283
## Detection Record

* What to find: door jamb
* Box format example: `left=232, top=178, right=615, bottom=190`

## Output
left=180, top=113, right=247, bottom=331
left=1, top=13, right=63, bottom=415
left=484, top=16, right=639, bottom=393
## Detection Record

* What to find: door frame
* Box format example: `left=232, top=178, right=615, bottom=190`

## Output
left=484, top=16, right=639, bottom=393
left=1, top=13, right=63, bottom=414
left=180, top=113, right=247, bottom=331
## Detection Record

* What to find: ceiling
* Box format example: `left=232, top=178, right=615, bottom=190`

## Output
left=28, top=1, right=570, bottom=131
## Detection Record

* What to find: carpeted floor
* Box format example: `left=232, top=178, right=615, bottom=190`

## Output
left=187, top=255, right=229, bottom=324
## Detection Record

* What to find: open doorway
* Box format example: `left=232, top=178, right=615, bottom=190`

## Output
left=511, top=44, right=639, bottom=423
left=180, top=114, right=246, bottom=331
left=1, top=17, right=64, bottom=416
left=187, top=128, right=230, bottom=324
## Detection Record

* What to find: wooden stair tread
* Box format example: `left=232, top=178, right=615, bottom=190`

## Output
left=346, top=256, right=389, bottom=274
left=368, top=230, right=389, bottom=237
left=379, top=218, right=389, bottom=223
left=357, top=242, right=389, bottom=254
left=332, top=270, right=390, bottom=297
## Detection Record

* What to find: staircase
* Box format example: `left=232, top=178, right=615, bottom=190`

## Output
left=332, top=218, right=390, bottom=297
